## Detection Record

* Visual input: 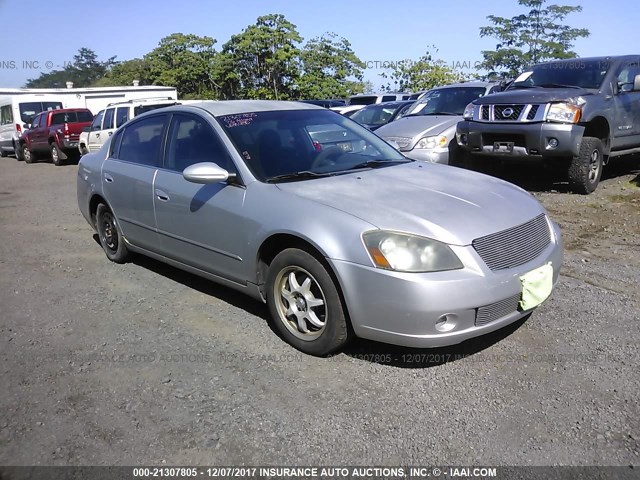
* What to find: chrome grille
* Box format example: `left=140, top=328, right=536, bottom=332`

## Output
left=477, top=103, right=543, bottom=122
left=476, top=294, right=521, bottom=326
left=383, top=136, right=412, bottom=149
left=472, top=214, right=551, bottom=271
left=495, top=105, right=524, bottom=120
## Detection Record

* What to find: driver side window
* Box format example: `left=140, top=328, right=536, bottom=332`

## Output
left=617, top=62, right=640, bottom=92
left=164, top=114, right=235, bottom=174
left=91, top=111, right=104, bottom=131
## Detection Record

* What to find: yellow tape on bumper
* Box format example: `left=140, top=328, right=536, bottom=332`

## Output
left=519, top=262, right=553, bottom=311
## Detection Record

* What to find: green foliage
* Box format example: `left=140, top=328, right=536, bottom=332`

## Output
left=25, top=48, right=117, bottom=88
left=93, top=58, right=154, bottom=87
left=380, top=48, right=467, bottom=92
left=480, top=0, right=590, bottom=78
left=215, top=14, right=302, bottom=100
left=144, top=33, right=218, bottom=99
left=298, top=33, right=365, bottom=99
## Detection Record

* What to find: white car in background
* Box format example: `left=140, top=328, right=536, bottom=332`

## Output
left=79, top=98, right=179, bottom=155
left=330, top=105, right=365, bottom=117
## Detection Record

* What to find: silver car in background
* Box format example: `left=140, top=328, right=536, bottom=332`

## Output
left=376, top=82, right=503, bottom=164
left=77, top=100, right=562, bottom=356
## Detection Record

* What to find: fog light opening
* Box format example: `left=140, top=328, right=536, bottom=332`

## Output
left=435, top=313, right=458, bottom=332
left=459, top=134, right=468, bottom=145
left=547, top=137, right=559, bottom=149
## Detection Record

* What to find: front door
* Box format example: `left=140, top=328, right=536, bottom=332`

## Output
left=153, top=112, right=247, bottom=283
left=101, top=113, right=168, bottom=250
left=87, top=110, right=104, bottom=152
left=612, top=58, right=640, bottom=149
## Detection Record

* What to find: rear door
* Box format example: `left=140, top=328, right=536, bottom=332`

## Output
left=152, top=112, right=247, bottom=281
left=101, top=113, right=168, bottom=250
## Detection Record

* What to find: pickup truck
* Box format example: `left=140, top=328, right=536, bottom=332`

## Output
left=19, top=108, right=93, bottom=166
left=456, top=55, right=640, bottom=193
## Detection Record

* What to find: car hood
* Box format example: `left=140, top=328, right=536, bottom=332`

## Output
left=276, top=162, right=545, bottom=246
left=474, top=87, right=593, bottom=104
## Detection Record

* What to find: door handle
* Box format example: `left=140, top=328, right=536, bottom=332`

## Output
left=108, top=131, right=113, bottom=136
left=104, top=173, right=114, bottom=183
left=155, top=189, right=170, bottom=201
left=96, top=133, right=100, bottom=137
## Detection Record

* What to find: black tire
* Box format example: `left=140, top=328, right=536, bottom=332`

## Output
left=96, top=203, right=130, bottom=263
left=51, top=144, right=64, bottom=166
left=23, top=144, right=35, bottom=164
left=0, top=149, right=7, bottom=158
left=266, top=248, right=350, bottom=356
left=568, top=136, right=603, bottom=194
left=15, top=143, right=25, bottom=161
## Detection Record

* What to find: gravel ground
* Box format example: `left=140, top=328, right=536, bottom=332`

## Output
left=0, top=155, right=638, bottom=466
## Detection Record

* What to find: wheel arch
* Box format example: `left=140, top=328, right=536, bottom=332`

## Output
left=581, top=116, right=611, bottom=161
left=255, top=233, right=354, bottom=329
left=89, top=193, right=109, bottom=227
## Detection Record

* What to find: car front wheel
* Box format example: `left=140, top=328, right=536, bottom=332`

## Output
left=568, top=136, right=603, bottom=194
left=96, top=203, right=130, bottom=263
left=266, top=248, right=350, bottom=356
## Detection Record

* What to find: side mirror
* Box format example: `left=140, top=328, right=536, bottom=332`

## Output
left=634, top=74, right=640, bottom=92
left=183, top=162, right=235, bottom=184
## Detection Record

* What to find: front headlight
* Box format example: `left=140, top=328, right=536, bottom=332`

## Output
left=415, top=135, right=448, bottom=150
left=546, top=102, right=582, bottom=123
left=363, top=231, right=463, bottom=273
left=463, top=102, right=476, bottom=120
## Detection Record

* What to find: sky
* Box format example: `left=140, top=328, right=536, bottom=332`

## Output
left=0, top=0, right=635, bottom=90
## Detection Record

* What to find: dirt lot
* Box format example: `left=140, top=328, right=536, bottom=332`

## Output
left=0, top=155, right=638, bottom=466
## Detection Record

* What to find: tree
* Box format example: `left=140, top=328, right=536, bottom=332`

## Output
left=143, top=33, right=218, bottom=99
left=93, top=58, right=154, bottom=87
left=298, top=33, right=365, bottom=99
left=479, top=0, right=590, bottom=78
left=380, top=48, right=467, bottom=92
left=216, top=14, right=302, bottom=100
left=25, top=48, right=117, bottom=88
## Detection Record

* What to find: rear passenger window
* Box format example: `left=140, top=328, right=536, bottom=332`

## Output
left=115, top=107, right=129, bottom=127
left=103, top=109, right=115, bottom=129
left=382, top=95, right=396, bottom=102
left=0, top=105, right=12, bottom=125
left=116, top=115, right=166, bottom=167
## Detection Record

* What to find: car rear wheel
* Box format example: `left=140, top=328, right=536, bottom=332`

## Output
left=51, top=144, right=64, bottom=166
left=96, top=203, right=130, bottom=263
left=15, top=143, right=24, bottom=161
left=266, top=248, right=350, bottom=356
left=23, top=145, right=35, bottom=164
left=568, top=136, right=603, bottom=194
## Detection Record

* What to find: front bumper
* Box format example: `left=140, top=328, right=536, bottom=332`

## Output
left=330, top=221, right=563, bottom=348
left=457, top=120, right=584, bottom=160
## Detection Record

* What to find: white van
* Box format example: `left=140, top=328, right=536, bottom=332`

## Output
left=0, top=95, right=64, bottom=158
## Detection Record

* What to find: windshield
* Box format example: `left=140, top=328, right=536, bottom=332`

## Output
left=510, top=59, right=610, bottom=90
left=406, top=87, right=486, bottom=116
left=217, top=109, right=407, bottom=182
left=19, top=101, right=63, bottom=123
left=350, top=103, right=403, bottom=126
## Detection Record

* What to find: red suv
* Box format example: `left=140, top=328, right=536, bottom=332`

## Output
left=20, top=108, right=93, bottom=165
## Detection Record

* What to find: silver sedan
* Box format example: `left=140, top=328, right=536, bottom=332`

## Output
left=77, top=100, right=562, bottom=356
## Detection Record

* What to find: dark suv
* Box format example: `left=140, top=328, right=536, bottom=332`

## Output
left=457, top=55, right=640, bottom=193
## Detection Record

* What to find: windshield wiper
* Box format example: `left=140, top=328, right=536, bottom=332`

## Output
left=265, top=170, right=334, bottom=183
left=345, top=159, right=412, bottom=171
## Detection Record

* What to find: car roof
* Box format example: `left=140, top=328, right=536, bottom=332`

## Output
left=180, top=100, right=322, bottom=117
left=433, top=81, right=494, bottom=90
left=43, top=108, right=91, bottom=113
left=360, top=100, right=415, bottom=107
